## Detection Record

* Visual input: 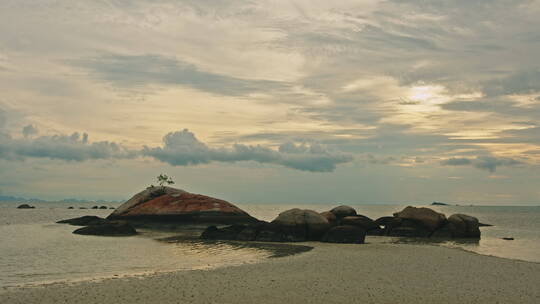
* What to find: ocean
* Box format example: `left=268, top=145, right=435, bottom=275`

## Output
left=1, top=201, right=539, bottom=289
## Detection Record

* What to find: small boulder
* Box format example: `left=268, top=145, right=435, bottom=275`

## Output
left=73, top=221, right=137, bottom=236
left=321, top=225, right=366, bottom=244
left=272, top=208, right=330, bottom=241
left=17, top=204, right=35, bottom=209
left=68, top=206, right=74, bottom=209
left=56, top=216, right=108, bottom=226
left=200, top=225, right=246, bottom=240
left=447, top=214, right=480, bottom=238
left=330, top=205, right=357, bottom=218
left=393, top=206, right=446, bottom=231
left=502, top=237, right=514, bottom=241
left=91, top=206, right=98, bottom=209
left=99, top=206, right=108, bottom=209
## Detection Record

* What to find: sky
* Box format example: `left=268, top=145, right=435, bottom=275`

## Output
left=1, top=0, right=539, bottom=204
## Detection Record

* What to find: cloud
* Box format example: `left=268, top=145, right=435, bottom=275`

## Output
left=22, top=124, right=38, bottom=138
left=143, top=129, right=353, bottom=172
left=73, top=54, right=289, bottom=96
left=0, top=132, right=135, bottom=161
left=441, top=156, right=522, bottom=172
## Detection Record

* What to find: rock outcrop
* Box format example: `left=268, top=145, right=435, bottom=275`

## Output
left=107, top=186, right=258, bottom=225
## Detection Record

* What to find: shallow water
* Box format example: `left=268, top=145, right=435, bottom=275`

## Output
left=1, top=201, right=539, bottom=288
left=0, top=203, right=288, bottom=289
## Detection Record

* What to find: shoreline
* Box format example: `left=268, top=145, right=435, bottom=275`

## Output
left=2, top=242, right=540, bottom=304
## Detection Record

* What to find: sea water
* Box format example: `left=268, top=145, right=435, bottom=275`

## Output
left=1, top=201, right=539, bottom=288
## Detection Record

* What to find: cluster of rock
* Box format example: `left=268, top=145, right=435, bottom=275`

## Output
left=56, top=186, right=484, bottom=243
left=57, top=216, right=137, bottom=236
left=202, top=206, right=369, bottom=244
left=201, top=205, right=483, bottom=244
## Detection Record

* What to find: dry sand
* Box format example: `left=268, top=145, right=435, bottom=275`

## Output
left=1, top=243, right=539, bottom=304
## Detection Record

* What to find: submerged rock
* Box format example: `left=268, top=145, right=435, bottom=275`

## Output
left=393, top=206, right=446, bottom=231
left=321, top=225, right=366, bottom=244
left=17, top=204, right=35, bottom=209
left=56, top=216, right=108, bottom=226
left=107, top=186, right=258, bottom=225
left=73, top=221, right=137, bottom=236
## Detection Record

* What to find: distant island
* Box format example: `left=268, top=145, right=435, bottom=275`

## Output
left=431, top=202, right=450, bottom=206
left=0, top=195, right=122, bottom=204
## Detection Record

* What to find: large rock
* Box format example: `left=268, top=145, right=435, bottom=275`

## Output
left=447, top=214, right=481, bottom=238
left=321, top=225, right=366, bottom=244
left=107, top=186, right=258, bottom=225
left=393, top=206, right=446, bottom=231
left=271, top=208, right=330, bottom=241
left=73, top=221, right=137, bottom=236
left=57, top=216, right=108, bottom=226
left=330, top=205, right=357, bottom=218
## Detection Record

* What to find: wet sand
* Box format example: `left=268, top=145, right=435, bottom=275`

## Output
left=2, top=243, right=540, bottom=304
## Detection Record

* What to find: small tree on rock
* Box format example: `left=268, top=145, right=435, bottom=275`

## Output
left=157, top=174, right=175, bottom=188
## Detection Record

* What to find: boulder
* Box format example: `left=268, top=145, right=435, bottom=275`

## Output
left=91, top=206, right=98, bottom=209
left=99, top=206, right=108, bottom=209
left=386, top=219, right=432, bottom=237
left=17, top=204, right=35, bottom=209
left=393, top=206, right=446, bottom=231
left=374, top=216, right=395, bottom=228
left=271, top=208, right=330, bottom=241
left=68, top=206, right=74, bottom=209
left=321, top=225, right=366, bottom=244
left=340, top=215, right=378, bottom=231
left=320, top=211, right=337, bottom=226
left=255, top=223, right=285, bottom=242
left=447, top=214, right=480, bottom=238
left=107, top=186, right=258, bottom=225
left=73, top=221, right=137, bottom=236
left=56, top=216, right=109, bottom=226
left=330, top=205, right=357, bottom=218
left=200, top=225, right=246, bottom=240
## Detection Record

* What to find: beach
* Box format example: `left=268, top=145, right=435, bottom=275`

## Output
left=2, top=242, right=539, bottom=304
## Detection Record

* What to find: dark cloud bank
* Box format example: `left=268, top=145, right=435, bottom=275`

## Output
left=441, top=156, right=523, bottom=173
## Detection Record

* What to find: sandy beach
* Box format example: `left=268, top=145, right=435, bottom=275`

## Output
left=2, top=242, right=539, bottom=304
